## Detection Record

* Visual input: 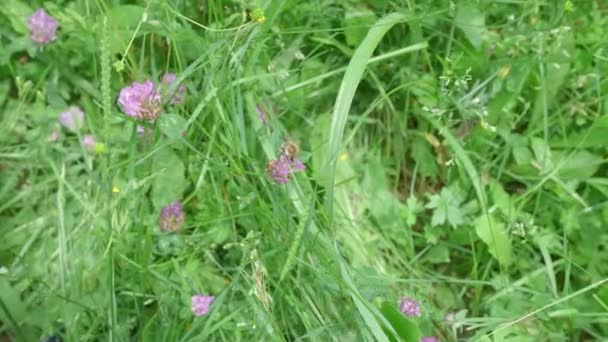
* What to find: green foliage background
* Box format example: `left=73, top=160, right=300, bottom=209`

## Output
left=1, top=0, right=608, bottom=341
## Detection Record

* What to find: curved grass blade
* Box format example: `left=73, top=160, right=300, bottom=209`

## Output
left=325, top=12, right=418, bottom=219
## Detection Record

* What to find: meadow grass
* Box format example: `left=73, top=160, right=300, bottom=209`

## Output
left=1, top=0, right=608, bottom=341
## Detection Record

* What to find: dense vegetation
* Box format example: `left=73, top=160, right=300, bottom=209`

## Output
left=1, top=0, right=608, bottom=341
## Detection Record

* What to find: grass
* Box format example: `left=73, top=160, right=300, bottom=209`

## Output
left=1, top=0, right=608, bottom=341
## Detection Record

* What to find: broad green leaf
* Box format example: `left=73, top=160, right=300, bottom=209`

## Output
left=424, top=244, right=451, bottom=264
left=426, top=187, right=465, bottom=228
left=531, top=137, right=553, bottom=171
left=475, top=215, right=512, bottom=267
left=553, top=150, right=602, bottom=181
left=490, top=179, right=513, bottom=219
left=446, top=204, right=465, bottom=227
left=410, top=74, right=439, bottom=107
left=370, top=189, right=404, bottom=228
left=343, top=7, right=378, bottom=47
left=0, top=38, right=31, bottom=66
left=405, top=196, right=422, bottom=227
left=512, top=145, right=533, bottom=166
left=0, top=1, right=33, bottom=34
left=569, top=115, right=608, bottom=148
left=428, top=195, right=447, bottom=226
left=0, top=279, right=26, bottom=324
left=455, top=3, right=487, bottom=48
left=411, top=136, right=439, bottom=179
left=151, top=148, right=187, bottom=210
left=362, top=157, right=404, bottom=228
left=105, top=5, right=145, bottom=54
left=106, top=5, right=144, bottom=29
left=379, top=302, right=422, bottom=342
left=158, top=113, right=187, bottom=140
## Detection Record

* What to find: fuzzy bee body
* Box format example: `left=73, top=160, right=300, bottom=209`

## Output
left=281, top=140, right=300, bottom=159
left=265, top=160, right=277, bottom=177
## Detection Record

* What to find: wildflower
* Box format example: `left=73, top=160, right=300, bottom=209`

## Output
left=191, top=294, right=215, bottom=316
left=159, top=201, right=185, bottom=232
left=291, top=158, right=305, bottom=172
left=58, top=106, right=85, bottom=132
left=82, top=135, right=96, bottom=151
left=399, top=297, right=421, bottom=317
left=420, top=337, right=439, bottom=342
left=265, top=154, right=305, bottom=184
left=161, top=73, right=185, bottom=104
left=27, top=9, right=58, bottom=45
left=266, top=156, right=290, bottom=184
left=265, top=139, right=305, bottom=184
left=118, top=80, right=161, bottom=121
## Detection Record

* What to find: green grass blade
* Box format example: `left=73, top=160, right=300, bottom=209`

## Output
left=325, top=12, right=416, bottom=220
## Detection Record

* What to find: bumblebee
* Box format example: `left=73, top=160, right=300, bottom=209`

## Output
left=265, top=160, right=277, bottom=176
left=281, top=140, right=300, bottom=158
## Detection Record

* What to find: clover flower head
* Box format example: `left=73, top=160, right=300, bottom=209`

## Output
left=82, top=135, right=96, bottom=151
left=28, top=9, right=58, bottom=44
left=118, top=80, right=161, bottom=121
left=291, top=158, right=305, bottom=172
left=266, top=154, right=304, bottom=184
left=399, top=297, right=421, bottom=317
left=191, top=295, right=215, bottom=316
left=159, top=201, right=185, bottom=232
left=58, top=106, right=85, bottom=132
left=421, top=337, right=439, bottom=342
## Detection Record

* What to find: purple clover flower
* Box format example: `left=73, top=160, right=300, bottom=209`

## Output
left=27, top=9, right=58, bottom=45
left=267, top=155, right=290, bottom=184
left=82, top=135, right=96, bottom=151
left=420, top=337, right=439, bottom=342
left=118, top=80, right=161, bottom=121
left=291, top=158, right=305, bottom=172
left=399, top=297, right=421, bottom=317
left=162, top=73, right=186, bottom=104
left=58, top=106, right=85, bottom=132
left=191, top=295, right=215, bottom=316
left=266, top=154, right=305, bottom=184
left=159, top=201, right=185, bottom=232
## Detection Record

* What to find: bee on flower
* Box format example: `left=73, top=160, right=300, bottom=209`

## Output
left=266, top=139, right=305, bottom=184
